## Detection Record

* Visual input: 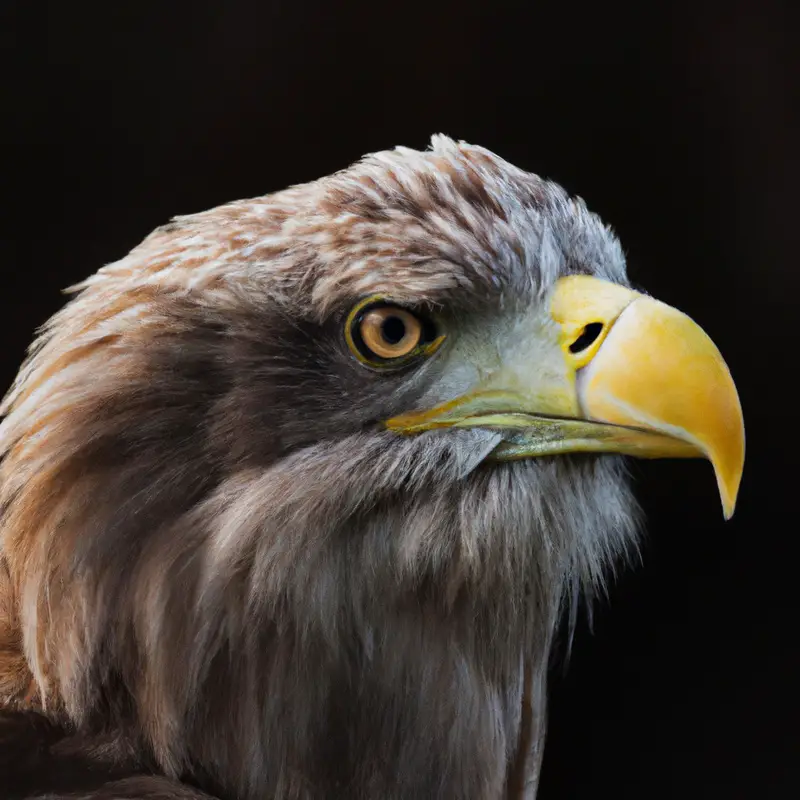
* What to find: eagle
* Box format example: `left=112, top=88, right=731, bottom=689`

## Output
left=0, top=136, right=744, bottom=799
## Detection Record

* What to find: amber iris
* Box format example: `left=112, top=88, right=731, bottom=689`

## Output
left=359, top=307, right=423, bottom=359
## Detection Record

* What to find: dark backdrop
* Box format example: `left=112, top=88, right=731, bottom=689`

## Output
left=7, top=1, right=798, bottom=797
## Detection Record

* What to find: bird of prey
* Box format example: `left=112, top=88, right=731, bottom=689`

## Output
left=0, top=135, right=744, bottom=799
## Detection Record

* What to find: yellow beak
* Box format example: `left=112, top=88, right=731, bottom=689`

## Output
left=386, top=275, right=745, bottom=519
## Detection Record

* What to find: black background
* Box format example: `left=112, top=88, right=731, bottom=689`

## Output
left=7, top=1, right=799, bottom=797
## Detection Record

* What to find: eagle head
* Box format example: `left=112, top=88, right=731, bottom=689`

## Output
left=0, top=135, right=743, bottom=798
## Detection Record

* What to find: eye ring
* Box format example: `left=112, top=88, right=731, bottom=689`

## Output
left=345, top=296, right=445, bottom=368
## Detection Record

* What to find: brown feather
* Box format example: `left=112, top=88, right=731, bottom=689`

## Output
left=0, top=135, right=637, bottom=799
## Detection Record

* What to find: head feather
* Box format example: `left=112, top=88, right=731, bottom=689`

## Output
left=0, top=136, right=638, bottom=798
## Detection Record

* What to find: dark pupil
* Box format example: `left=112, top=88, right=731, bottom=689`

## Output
left=381, top=315, right=407, bottom=345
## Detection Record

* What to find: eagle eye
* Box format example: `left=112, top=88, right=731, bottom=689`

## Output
left=345, top=297, right=444, bottom=368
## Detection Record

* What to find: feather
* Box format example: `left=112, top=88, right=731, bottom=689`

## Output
left=0, top=136, right=639, bottom=799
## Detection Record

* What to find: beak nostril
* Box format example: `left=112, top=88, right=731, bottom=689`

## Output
left=569, top=322, right=604, bottom=354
